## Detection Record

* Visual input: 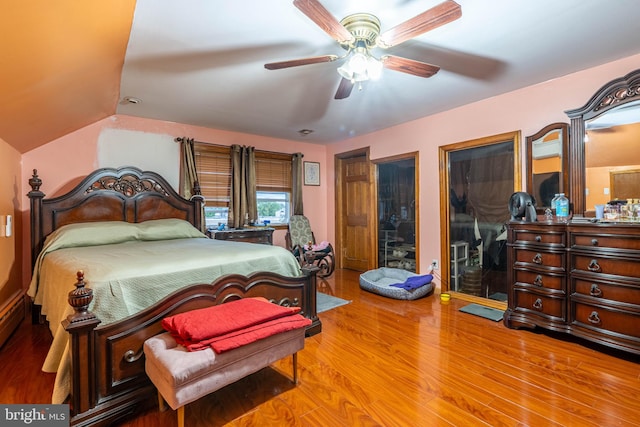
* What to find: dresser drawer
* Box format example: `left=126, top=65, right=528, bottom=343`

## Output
left=572, top=302, right=640, bottom=339
left=507, top=221, right=640, bottom=355
left=514, top=269, right=564, bottom=291
left=514, top=248, right=565, bottom=269
left=513, top=289, right=565, bottom=320
left=513, top=229, right=566, bottom=246
left=570, top=254, right=640, bottom=278
left=208, top=227, right=274, bottom=245
left=571, top=232, right=640, bottom=251
left=573, top=278, right=640, bottom=305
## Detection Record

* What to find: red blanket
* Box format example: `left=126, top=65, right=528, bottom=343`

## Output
left=188, top=315, right=310, bottom=353
left=162, top=297, right=310, bottom=353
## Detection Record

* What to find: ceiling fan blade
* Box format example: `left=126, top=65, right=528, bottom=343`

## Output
left=389, top=40, right=506, bottom=80
left=334, top=77, right=354, bottom=100
left=293, top=0, right=355, bottom=44
left=264, top=54, right=338, bottom=70
left=377, top=0, right=462, bottom=48
left=381, top=55, right=440, bottom=78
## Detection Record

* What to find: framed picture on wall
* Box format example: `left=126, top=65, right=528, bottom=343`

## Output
left=304, top=161, right=320, bottom=186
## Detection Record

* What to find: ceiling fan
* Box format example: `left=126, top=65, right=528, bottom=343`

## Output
left=264, top=0, right=462, bottom=99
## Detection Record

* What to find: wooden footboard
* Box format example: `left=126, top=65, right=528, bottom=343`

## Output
left=63, top=268, right=320, bottom=427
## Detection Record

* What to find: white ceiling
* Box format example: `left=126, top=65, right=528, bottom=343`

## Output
left=116, top=0, right=640, bottom=144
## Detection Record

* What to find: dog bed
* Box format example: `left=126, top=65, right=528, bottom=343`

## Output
left=359, top=267, right=433, bottom=300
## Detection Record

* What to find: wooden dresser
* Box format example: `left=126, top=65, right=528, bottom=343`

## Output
left=207, top=227, right=274, bottom=245
left=505, top=219, right=640, bottom=355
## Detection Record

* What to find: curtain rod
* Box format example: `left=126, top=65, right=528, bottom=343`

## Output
left=174, top=136, right=303, bottom=157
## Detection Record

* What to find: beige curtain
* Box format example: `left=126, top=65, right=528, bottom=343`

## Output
left=178, top=136, right=205, bottom=230
left=229, top=145, right=257, bottom=228
left=292, top=153, right=304, bottom=215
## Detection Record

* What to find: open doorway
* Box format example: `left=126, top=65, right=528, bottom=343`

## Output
left=375, top=153, right=419, bottom=273
left=439, top=132, right=521, bottom=307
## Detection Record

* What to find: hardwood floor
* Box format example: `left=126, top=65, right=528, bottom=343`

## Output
left=2, top=269, right=640, bottom=426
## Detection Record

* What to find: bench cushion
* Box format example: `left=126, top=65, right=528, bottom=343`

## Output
left=144, top=329, right=304, bottom=410
left=359, top=267, right=433, bottom=300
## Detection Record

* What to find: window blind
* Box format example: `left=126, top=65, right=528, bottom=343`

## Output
left=194, top=144, right=231, bottom=207
left=193, top=143, right=293, bottom=205
left=255, top=152, right=292, bottom=192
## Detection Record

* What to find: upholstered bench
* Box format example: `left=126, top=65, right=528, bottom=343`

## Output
left=144, top=327, right=305, bottom=427
left=359, top=267, right=433, bottom=300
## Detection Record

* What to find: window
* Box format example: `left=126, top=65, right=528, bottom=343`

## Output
left=256, top=191, right=290, bottom=225
left=193, top=144, right=231, bottom=229
left=193, top=143, right=293, bottom=228
left=255, top=152, right=292, bottom=226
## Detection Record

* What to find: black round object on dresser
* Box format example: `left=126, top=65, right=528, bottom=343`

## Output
left=509, top=192, right=537, bottom=221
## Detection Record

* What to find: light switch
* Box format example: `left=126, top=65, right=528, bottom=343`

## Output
left=5, top=215, right=11, bottom=237
left=604, top=187, right=610, bottom=195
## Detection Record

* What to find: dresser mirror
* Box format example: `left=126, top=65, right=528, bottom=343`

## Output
left=526, top=123, right=569, bottom=211
left=566, top=68, right=640, bottom=216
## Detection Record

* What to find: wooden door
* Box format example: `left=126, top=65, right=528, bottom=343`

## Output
left=610, top=169, right=640, bottom=200
left=336, top=152, right=374, bottom=271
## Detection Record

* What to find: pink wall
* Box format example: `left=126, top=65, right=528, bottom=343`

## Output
left=16, top=53, right=640, bottom=290
left=325, top=53, right=640, bottom=275
left=0, top=138, right=22, bottom=309
left=20, top=116, right=328, bottom=287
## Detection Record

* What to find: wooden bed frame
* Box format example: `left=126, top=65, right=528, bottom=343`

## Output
left=27, top=166, right=321, bottom=426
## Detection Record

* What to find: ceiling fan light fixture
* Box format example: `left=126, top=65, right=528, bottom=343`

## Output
left=349, top=51, right=368, bottom=74
left=367, top=56, right=383, bottom=80
left=337, top=47, right=382, bottom=82
left=336, top=62, right=354, bottom=80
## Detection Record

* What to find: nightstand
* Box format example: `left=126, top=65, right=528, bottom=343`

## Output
left=207, top=227, right=274, bottom=245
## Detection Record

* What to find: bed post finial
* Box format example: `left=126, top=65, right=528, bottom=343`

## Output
left=28, top=169, right=46, bottom=273
left=66, top=270, right=98, bottom=323
left=193, top=180, right=202, bottom=196
left=29, top=169, right=42, bottom=191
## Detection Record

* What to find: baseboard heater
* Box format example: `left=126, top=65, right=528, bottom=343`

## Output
left=0, top=293, right=25, bottom=348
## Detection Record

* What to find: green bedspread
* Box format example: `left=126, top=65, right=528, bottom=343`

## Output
left=28, top=219, right=302, bottom=403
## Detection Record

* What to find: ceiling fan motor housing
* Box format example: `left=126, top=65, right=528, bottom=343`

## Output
left=339, top=13, right=381, bottom=49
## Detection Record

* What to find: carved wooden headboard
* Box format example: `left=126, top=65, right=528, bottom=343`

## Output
left=28, top=166, right=203, bottom=266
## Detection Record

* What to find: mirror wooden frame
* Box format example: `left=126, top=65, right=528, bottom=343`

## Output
left=565, top=68, right=640, bottom=216
left=525, top=122, right=569, bottom=212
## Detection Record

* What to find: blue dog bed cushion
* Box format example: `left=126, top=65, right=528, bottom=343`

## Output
left=359, top=267, right=434, bottom=300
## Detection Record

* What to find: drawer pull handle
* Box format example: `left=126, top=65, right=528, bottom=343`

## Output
left=533, top=298, right=543, bottom=310
left=123, top=349, right=144, bottom=363
left=590, top=284, right=603, bottom=297
left=588, top=311, right=601, bottom=325
left=535, top=235, right=542, bottom=242
left=534, top=275, right=543, bottom=286
left=532, top=253, right=543, bottom=264
left=588, top=259, right=602, bottom=272
left=591, top=238, right=598, bottom=246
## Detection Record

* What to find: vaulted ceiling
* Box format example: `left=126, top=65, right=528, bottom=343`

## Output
left=2, top=0, right=640, bottom=155
left=1, top=0, right=136, bottom=153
